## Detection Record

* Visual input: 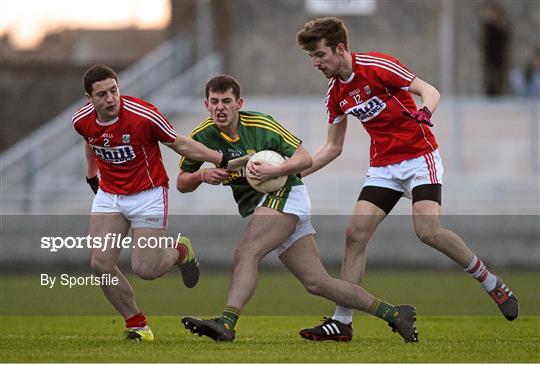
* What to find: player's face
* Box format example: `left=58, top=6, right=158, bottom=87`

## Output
left=86, top=78, right=121, bottom=122
left=307, top=39, right=345, bottom=79
left=205, top=88, right=243, bottom=130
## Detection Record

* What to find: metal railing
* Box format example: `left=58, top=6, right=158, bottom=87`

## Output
left=0, top=38, right=223, bottom=213
left=153, top=53, right=223, bottom=114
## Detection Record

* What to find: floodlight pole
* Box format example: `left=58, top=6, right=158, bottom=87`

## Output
left=196, top=0, right=213, bottom=60
left=439, top=0, right=454, bottom=96
left=440, top=1, right=462, bottom=171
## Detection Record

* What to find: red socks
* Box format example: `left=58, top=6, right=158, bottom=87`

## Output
left=125, top=312, right=147, bottom=328
left=175, top=242, right=187, bottom=264
left=465, top=255, right=497, bottom=291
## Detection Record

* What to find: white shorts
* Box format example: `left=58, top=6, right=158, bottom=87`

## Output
left=256, top=185, right=316, bottom=256
left=91, top=186, right=168, bottom=229
left=364, top=150, right=444, bottom=199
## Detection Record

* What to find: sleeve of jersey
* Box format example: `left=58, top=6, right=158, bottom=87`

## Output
left=137, top=101, right=178, bottom=143
left=72, top=120, right=83, bottom=137
left=326, top=82, right=345, bottom=125
left=72, top=106, right=90, bottom=137
left=357, top=53, right=416, bottom=88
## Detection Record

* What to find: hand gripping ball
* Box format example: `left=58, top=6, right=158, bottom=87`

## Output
left=246, top=150, right=288, bottom=193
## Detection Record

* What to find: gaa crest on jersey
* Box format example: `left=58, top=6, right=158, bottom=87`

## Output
left=92, top=144, right=136, bottom=164
left=346, top=96, right=386, bottom=123
left=364, top=85, right=371, bottom=95
left=122, top=134, right=131, bottom=143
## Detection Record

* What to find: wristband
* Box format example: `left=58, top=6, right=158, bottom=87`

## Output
left=420, top=106, right=432, bottom=116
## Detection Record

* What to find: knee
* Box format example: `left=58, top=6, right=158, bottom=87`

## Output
left=90, top=256, right=116, bottom=274
left=131, top=261, right=159, bottom=280
left=233, top=248, right=246, bottom=265
left=345, top=223, right=370, bottom=250
left=415, top=226, right=441, bottom=246
left=304, top=281, right=324, bottom=296
left=233, top=246, right=260, bottom=266
left=302, top=275, right=330, bottom=297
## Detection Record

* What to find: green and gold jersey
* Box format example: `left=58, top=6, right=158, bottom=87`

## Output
left=180, top=111, right=304, bottom=217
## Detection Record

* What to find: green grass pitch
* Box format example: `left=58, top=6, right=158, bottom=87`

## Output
left=1, top=270, right=539, bottom=362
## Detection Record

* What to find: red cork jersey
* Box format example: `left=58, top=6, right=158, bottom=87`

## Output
left=326, top=52, right=438, bottom=166
left=73, top=95, right=177, bottom=195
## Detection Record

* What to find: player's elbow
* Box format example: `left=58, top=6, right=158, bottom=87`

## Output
left=292, top=146, right=313, bottom=172
left=299, top=153, right=313, bottom=171
left=422, top=82, right=441, bottom=104
left=431, top=85, right=441, bottom=101
left=176, top=182, right=194, bottom=194
left=176, top=184, right=191, bottom=193
left=329, top=145, right=343, bottom=158
left=169, top=135, right=188, bottom=155
left=176, top=174, right=194, bottom=193
left=304, top=155, right=313, bottom=170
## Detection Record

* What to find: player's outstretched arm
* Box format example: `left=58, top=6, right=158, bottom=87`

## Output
left=176, top=170, right=203, bottom=193
left=176, top=168, right=230, bottom=193
left=166, top=135, right=223, bottom=166
left=301, top=119, right=348, bottom=178
left=247, top=145, right=313, bottom=182
left=279, top=145, right=312, bottom=176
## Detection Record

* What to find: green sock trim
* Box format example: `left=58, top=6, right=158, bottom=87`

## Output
left=219, top=305, right=240, bottom=331
left=369, top=298, right=399, bottom=323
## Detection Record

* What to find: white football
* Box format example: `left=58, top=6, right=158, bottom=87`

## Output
left=246, top=150, right=288, bottom=193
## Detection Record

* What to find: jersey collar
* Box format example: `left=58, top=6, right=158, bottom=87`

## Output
left=95, top=116, right=119, bottom=126
left=338, top=71, right=355, bottom=84
left=218, top=114, right=241, bottom=143
left=220, top=130, right=240, bottom=143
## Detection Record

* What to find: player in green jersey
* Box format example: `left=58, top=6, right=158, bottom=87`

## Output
left=177, top=75, right=418, bottom=343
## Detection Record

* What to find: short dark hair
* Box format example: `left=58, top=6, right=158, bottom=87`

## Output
left=83, top=64, right=118, bottom=95
left=205, top=75, right=241, bottom=99
left=297, top=17, right=349, bottom=52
